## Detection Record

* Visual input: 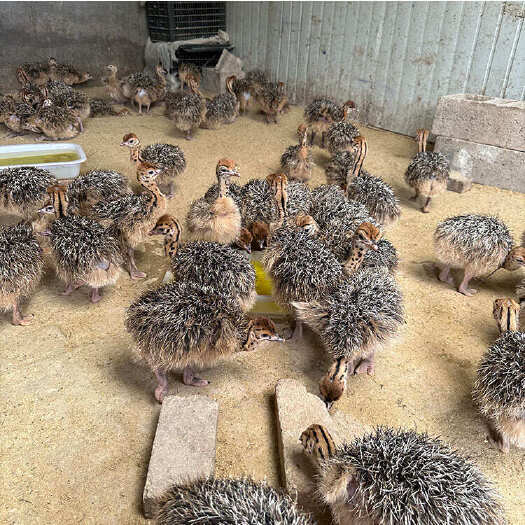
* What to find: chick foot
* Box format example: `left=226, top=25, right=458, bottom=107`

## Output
left=183, top=366, right=209, bottom=387
left=154, top=370, right=168, bottom=403
left=354, top=357, right=375, bottom=376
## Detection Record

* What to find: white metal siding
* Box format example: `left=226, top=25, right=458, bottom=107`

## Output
left=226, top=1, right=525, bottom=135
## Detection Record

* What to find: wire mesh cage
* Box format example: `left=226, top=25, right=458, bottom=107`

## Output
left=146, top=2, right=227, bottom=43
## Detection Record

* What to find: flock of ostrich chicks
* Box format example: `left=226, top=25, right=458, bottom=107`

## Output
left=1, top=57, right=524, bottom=524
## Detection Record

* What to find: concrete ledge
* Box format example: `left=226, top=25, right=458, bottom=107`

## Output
left=274, top=379, right=368, bottom=521
left=143, top=395, right=218, bottom=519
left=434, top=136, right=525, bottom=193
left=432, top=94, right=525, bottom=152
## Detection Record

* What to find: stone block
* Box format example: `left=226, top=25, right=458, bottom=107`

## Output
left=447, top=170, right=472, bottom=193
left=434, top=136, right=525, bottom=193
left=432, top=94, right=525, bottom=151
left=201, top=49, right=244, bottom=94
left=274, top=379, right=368, bottom=521
left=143, top=395, right=218, bottom=519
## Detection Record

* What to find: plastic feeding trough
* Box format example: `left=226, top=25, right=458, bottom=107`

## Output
left=0, top=143, right=86, bottom=180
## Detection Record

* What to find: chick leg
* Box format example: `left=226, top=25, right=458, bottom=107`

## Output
left=458, top=270, right=477, bottom=296
left=61, top=282, right=82, bottom=296
left=321, top=132, right=326, bottom=148
left=182, top=366, right=209, bottom=387
left=309, top=131, right=316, bottom=146
left=421, top=196, right=432, bottom=213
left=12, top=302, right=33, bottom=326
left=354, top=354, right=375, bottom=376
left=128, top=247, right=146, bottom=279
left=409, top=188, right=420, bottom=201
left=154, top=369, right=169, bottom=403
left=185, top=130, right=193, bottom=141
left=289, top=319, right=303, bottom=341
left=488, top=421, right=510, bottom=453
left=89, top=287, right=102, bottom=303
left=438, top=264, right=454, bottom=285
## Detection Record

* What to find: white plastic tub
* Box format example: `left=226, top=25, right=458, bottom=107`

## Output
left=0, top=143, right=86, bottom=180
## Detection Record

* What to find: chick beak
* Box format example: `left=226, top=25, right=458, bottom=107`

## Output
left=120, top=142, right=126, bottom=147
left=258, top=240, right=265, bottom=250
left=324, top=400, right=333, bottom=410
left=270, top=334, right=285, bottom=342
left=244, top=245, right=252, bottom=254
left=229, top=167, right=240, bottom=178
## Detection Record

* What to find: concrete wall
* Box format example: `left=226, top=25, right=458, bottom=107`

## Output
left=227, top=1, right=525, bottom=135
left=0, top=2, right=148, bottom=91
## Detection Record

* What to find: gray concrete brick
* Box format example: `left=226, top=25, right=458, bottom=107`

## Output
left=435, top=136, right=525, bottom=193
left=447, top=170, right=472, bottom=193
left=275, top=379, right=368, bottom=521
left=143, top=395, right=218, bottom=519
left=432, top=94, right=525, bottom=152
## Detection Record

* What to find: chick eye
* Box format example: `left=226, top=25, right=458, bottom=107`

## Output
left=148, top=170, right=155, bottom=175
left=259, top=333, right=270, bottom=339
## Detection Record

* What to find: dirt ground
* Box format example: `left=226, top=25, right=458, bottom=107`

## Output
left=1, top=87, right=524, bottom=525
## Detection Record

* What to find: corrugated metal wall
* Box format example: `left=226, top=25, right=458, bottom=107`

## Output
left=226, top=1, right=525, bottom=135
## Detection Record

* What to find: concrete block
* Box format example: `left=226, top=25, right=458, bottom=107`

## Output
left=447, top=170, right=472, bottom=193
left=274, top=379, right=368, bottom=520
left=434, top=136, right=525, bottom=193
left=201, top=49, right=244, bottom=94
left=432, top=94, right=525, bottom=151
left=143, top=395, right=218, bottom=519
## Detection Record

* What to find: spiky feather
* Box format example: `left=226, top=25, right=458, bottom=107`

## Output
left=166, top=91, right=206, bottom=132
left=325, top=150, right=355, bottom=187
left=405, top=151, right=450, bottom=189
left=326, top=121, right=359, bottom=154
left=140, top=143, right=186, bottom=175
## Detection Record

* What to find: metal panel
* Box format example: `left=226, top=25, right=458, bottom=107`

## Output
left=227, top=1, right=525, bottom=136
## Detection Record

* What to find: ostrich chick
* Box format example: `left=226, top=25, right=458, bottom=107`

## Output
left=102, top=64, right=127, bottom=104
left=0, top=166, right=56, bottom=219
left=473, top=298, right=524, bottom=452
left=133, top=64, right=167, bottom=114
left=326, top=101, right=359, bottom=154
left=280, top=124, right=314, bottom=183
left=434, top=214, right=525, bottom=296
left=126, top=280, right=283, bottom=401
left=186, top=159, right=241, bottom=245
left=150, top=215, right=256, bottom=311
left=202, top=75, right=239, bottom=128
left=120, top=133, right=186, bottom=198
left=177, top=62, right=201, bottom=91
left=40, top=185, right=123, bottom=303
left=93, top=163, right=166, bottom=279
left=24, top=98, right=82, bottom=140
left=404, top=128, right=450, bottom=213
left=301, top=425, right=504, bottom=525
left=303, top=97, right=342, bottom=147
left=0, top=222, right=44, bottom=325
left=156, top=477, right=315, bottom=525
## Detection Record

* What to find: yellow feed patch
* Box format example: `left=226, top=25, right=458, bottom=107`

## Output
left=251, top=259, right=274, bottom=296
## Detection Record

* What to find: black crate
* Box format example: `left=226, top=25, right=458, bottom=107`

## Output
left=176, top=43, right=233, bottom=68
left=146, top=2, right=227, bottom=43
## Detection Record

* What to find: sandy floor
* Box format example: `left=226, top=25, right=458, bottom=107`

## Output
left=1, top=88, right=524, bottom=524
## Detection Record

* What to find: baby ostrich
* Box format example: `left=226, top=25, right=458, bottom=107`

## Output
left=24, top=98, right=82, bottom=141
left=326, top=101, right=358, bottom=154
left=0, top=166, right=56, bottom=219
left=126, top=280, right=283, bottom=401
left=434, top=214, right=525, bottom=296
left=405, top=128, right=450, bottom=213
left=93, top=163, right=166, bottom=279
left=156, top=477, right=315, bottom=525
left=166, top=75, right=206, bottom=140
left=150, top=215, right=256, bottom=311
left=301, top=425, right=505, bottom=525
left=345, top=136, right=401, bottom=227
left=231, top=77, right=252, bottom=114
left=39, top=185, right=123, bottom=303
left=202, top=75, right=239, bottom=128
left=47, top=58, right=92, bottom=86
left=0, top=222, right=44, bottom=325
left=303, top=97, right=342, bottom=147
left=133, top=64, right=168, bottom=114
left=66, top=169, right=130, bottom=216
left=102, top=65, right=127, bottom=104
left=120, top=133, right=186, bottom=198
left=256, top=81, right=288, bottom=124
left=185, top=159, right=241, bottom=245
left=178, top=62, right=201, bottom=91
left=280, top=124, right=314, bottom=183
left=473, top=298, right=524, bottom=452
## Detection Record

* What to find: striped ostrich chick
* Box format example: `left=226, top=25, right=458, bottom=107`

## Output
left=126, top=280, right=283, bottom=401
left=51, top=88, right=91, bottom=128
left=405, top=128, right=450, bottom=213
left=156, top=477, right=315, bottom=525
left=473, top=298, right=524, bottom=452
left=303, top=97, right=342, bottom=147
left=202, top=75, right=239, bottom=129
left=346, top=136, right=401, bottom=227
left=92, top=162, right=166, bottom=279
left=177, top=62, right=201, bottom=91
left=245, top=69, right=270, bottom=98
left=301, top=425, right=505, bottom=525
left=231, top=77, right=252, bottom=114
left=66, top=169, right=131, bottom=216
left=102, top=65, right=127, bottom=104
left=280, top=124, right=315, bottom=183
left=0, top=166, right=57, bottom=219
left=120, top=133, right=186, bottom=198
left=88, top=98, right=130, bottom=117
left=166, top=75, right=206, bottom=140
left=39, top=185, right=123, bottom=303
left=23, top=98, right=82, bottom=140
left=46, top=57, right=92, bottom=86
left=0, top=221, right=44, bottom=325
left=326, top=101, right=359, bottom=154
left=325, top=150, right=355, bottom=190
left=149, top=214, right=256, bottom=311
left=256, top=81, right=288, bottom=124
left=434, top=214, right=525, bottom=296
left=133, top=64, right=168, bottom=114
left=120, top=70, right=156, bottom=101
left=16, top=61, right=50, bottom=86
left=3, top=98, right=38, bottom=136
left=186, top=159, right=241, bottom=245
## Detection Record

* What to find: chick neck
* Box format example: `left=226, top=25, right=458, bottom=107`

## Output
left=345, top=137, right=367, bottom=189
left=343, top=232, right=372, bottom=276
left=495, top=300, right=520, bottom=333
